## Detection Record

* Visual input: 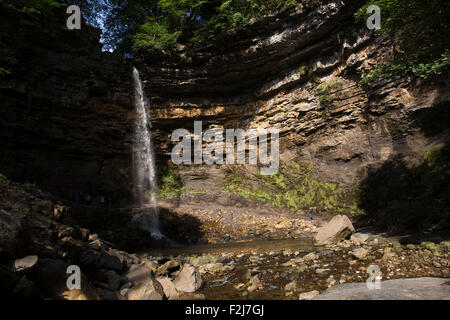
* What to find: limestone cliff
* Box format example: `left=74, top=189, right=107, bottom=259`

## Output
left=135, top=0, right=449, bottom=190
left=0, top=1, right=448, bottom=208
left=0, top=9, right=133, bottom=198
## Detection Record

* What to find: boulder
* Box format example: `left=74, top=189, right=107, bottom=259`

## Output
left=314, top=215, right=355, bottom=245
left=157, top=276, right=179, bottom=300
left=11, top=255, right=39, bottom=273
left=126, top=277, right=164, bottom=300
left=100, top=249, right=126, bottom=272
left=173, top=264, right=202, bottom=293
left=315, top=277, right=450, bottom=300
left=121, top=264, right=164, bottom=300
left=0, top=210, right=26, bottom=260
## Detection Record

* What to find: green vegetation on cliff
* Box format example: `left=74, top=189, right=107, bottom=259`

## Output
left=355, top=0, right=450, bottom=82
left=223, top=162, right=363, bottom=216
left=70, top=0, right=300, bottom=52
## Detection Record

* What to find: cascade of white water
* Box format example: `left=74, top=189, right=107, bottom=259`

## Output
left=132, top=67, right=163, bottom=239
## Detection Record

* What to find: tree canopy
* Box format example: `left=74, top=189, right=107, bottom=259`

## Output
left=2, top=0, right=449, bottom=80
left=356, top=0, right=450, bottom=81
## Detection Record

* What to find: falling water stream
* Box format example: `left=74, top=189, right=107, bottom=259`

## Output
left=132, top=67, right=164, bottom=239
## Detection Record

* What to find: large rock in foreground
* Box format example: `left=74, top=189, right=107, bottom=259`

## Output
left=173, top=264, right=202, bottom=293
left=315, top=277, right=450, bottom=300
left=314, top=215, right=355, bottom=245
left=126, top=277, right=164, bottom=300
left=122, top=264, right=164, bottom=300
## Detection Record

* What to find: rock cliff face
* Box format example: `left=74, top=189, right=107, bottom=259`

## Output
left=0, top=1, right=448, bottom=199
left=0, top=9, right=134, bottom=197
left=135, top=0, right=449, bottom=189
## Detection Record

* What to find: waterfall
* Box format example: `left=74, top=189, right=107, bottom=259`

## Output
left=131, top=67, right=163, bottom=240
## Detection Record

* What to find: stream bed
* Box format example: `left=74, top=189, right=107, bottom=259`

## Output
left=138, top=237, right=449, bottom=300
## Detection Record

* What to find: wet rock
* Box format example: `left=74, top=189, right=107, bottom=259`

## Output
left=157, top=276, right=179, bottom=300
left=314, top=215, right=355, bottom=245
left=11, top=255, right=39, bottom=273
left=173, top=264, right=202, bottom=293
left=352, top=248, right=368, bottom=260
left=299, top=290, right=319, bottom=300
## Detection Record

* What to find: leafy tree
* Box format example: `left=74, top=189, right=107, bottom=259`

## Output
left=356, top=0, right=450, bottom=81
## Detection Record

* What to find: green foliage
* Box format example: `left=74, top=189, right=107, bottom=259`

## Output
left=132, top=22, right=180, bottom=51
left=313, top=77, right=344, bottom=106
left=1, top=0, right=65, bottom=16
left=84, top=0, right=300, bottom=53
left=0, top=67, right=12, bottom=77
left=356, top=0, right=450, bottom=82
left=224, top=161, right=362, bottom=215
left=158, top=163, right=186, bottom=198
